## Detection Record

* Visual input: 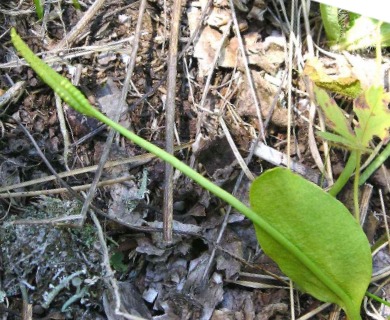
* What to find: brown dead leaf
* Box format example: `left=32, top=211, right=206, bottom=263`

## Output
left=236, top=70, right=289, bottom=127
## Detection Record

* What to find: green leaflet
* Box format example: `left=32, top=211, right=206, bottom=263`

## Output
left=72, top=0, right=81, bottom=10
left=313, top=85, right=390, bottom=153
left=320, top=4, right=341, bottom=43
left=313, top=85, right=355, bottom=142
left=250, top=168, right=372, bottom=320
left=320, top=6, right=390, bottom=50
left=11, top=28, right=373, bottom=319
left=354, top=86, right=390, bottom=147
left=33, top=0, right=44, bottom=19
left=337, top=16, right=390, bottom=51
left=314, top=85, right=390, bottom=196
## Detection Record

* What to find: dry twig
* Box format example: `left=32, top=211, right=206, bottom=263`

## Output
left=54, top=0, right=107, bottom=49
left=163, top=0, right=183, bottom=243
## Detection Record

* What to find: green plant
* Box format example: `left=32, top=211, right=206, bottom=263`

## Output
left=359, top=142, right=390, bottom=185
left=320, top=4, right=342, bottom=44
left=110, top=252, right=128, bottom=273
left=314, top=85, right=390, bottom=221
left=33, top=0, right=81, bottom=19
left=320, top=4, right=390, bottom=50
left=11, top=28, right=375, bottom=319
left=72, top=0, right=81, bottom=10
left=309, top=8, right=390, bottom=198
left=33, top=0, right=43, bottom=19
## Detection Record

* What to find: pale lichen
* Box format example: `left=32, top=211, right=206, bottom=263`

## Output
left=0, top=196, right=102, bottom=314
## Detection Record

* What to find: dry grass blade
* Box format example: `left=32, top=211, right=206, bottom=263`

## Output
left=297, top=303, right=332, bottom=319
left=0, top=175, right=134, bottom=198
left=379, top=189, right=390, bottom=252
left=0, top=142, right=191, bottom=193
left=219, top=117, right=254, bottom=181
left=228, top=0, right=266, bottom=141
left=55, top=91, right=71, bottom=171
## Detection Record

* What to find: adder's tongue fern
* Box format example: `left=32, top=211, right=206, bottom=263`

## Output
left=11, top=28, right=374, bottom=320
left=10, top=27, right=269, bottom=234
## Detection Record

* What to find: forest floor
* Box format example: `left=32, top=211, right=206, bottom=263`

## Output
left=0, top=0, right=389, bottom=319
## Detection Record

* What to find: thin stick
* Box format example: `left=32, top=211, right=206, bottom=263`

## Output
left=228, top=0, right=266, bottom=142
left=379, top=189, right=390, bottom=252
left=199, top=20, right=232, bottom=111
left=55, top=94, right=71, bottom=170
left=359, top=184, right=373, bottom=225
left=194, top=20, right=232, bottom=138
left=89, top=209, right=146, bottom=320
left=54, top=0, right=106, bottom=49
left=297, top=303, right=331, bottom=320
left=163, top=0, right=182, bottom=243
left=290, top=280, right=296, bottom=320
left=79, top=0, right=147, bottom=225
left=219, top=116, right=254, bottom=181
left=0, top=142, right=191, bottom=193
left=286, top=0, right=295, bottom=169
left=354, top=151, right=362, bottom=223
left=0, top=176, right=134, bottom=198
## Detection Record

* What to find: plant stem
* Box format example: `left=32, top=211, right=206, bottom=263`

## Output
left=319, top=4, right=341, bottom=43
left=359, top=142, right=390, bottom=185
left=365, top=291, right=390, bottom=307
left=33, top=0, right=44, bottom=19
left=358, top=23, right=388, bottom=186
left=92, top=111, right=358, bottom=316
left=72, top=0, right=81, bottom=9
left=354, top=151, right=362, bottom=222
left=329, top=151, right=357, bottom=197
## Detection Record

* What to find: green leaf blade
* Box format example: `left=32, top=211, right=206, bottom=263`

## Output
left=250, top=168, right=372, bottom=319
left=336, top=17, right=390, bottom=51
left=320, top=4, right=341, bottom=43
left=33, top=0, right=44, bottom=19
left=317, top=131, right=371, bottom=153
left=314, top=86, right=356, bottom=141
left=354, top=86, right=390, bottom=147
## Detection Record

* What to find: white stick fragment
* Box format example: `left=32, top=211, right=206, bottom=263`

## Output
left=253, top=142, right=329, bottom=187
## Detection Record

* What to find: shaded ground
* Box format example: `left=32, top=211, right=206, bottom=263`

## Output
left=0, top=0, right=389, bottom=319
